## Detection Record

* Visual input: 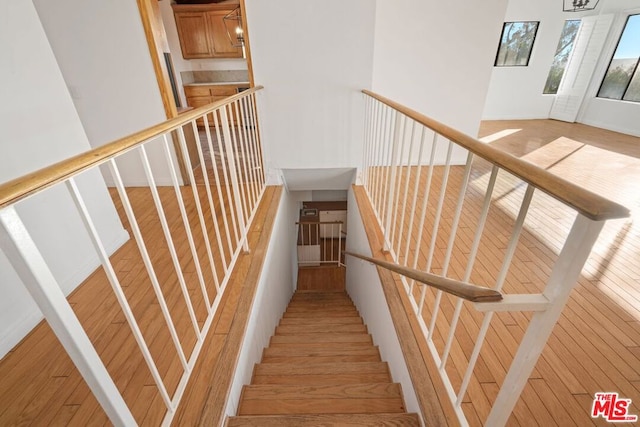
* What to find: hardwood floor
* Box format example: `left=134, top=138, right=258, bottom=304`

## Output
left=0, top=185, right=278, bottom=426
left=0, top=119, right=637, bottom=426
left=373, top=119, right=640, bottom=426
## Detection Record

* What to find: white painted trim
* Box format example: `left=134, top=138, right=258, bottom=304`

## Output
left=578, top=117, right=640, bottom=137
left=474, top=294, right=550, bottom=312
left=345, top=187, right=423, bottom=425
left=224, top=188, right=297, bottom=418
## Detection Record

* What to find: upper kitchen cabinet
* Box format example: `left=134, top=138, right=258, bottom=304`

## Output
left=172, top=2, right=243, bottom=59
left=174, top=12, right=213, bottom=58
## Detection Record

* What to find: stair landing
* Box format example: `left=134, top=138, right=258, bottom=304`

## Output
left=226, top=290, right=420, bottom=426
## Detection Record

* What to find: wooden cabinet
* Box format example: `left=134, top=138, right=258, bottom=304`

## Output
left=174, top=12, right=213, bottom=58
left=207, top=10, right=242, bottom=58
left=173, top=3, right=243, bottom=59
left=184, top=84, right=247, bottom=127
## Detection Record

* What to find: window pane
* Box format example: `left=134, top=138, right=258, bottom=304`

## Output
left=597, top=14, right=640, bottom=101
left=495, top=22, right=540, bottom=67
left=598, top=59, right=636, bottom=99
left=544, top=20, right=581, bottom=94
left=623, top=66, right=640, bottom=102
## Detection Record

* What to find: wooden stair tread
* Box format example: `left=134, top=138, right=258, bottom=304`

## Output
left=283, top=311, right=360, bottom=318
left=278, top=317, right=364, bottom=325
left=285, top=306, right=358, bottom=313
left=275, top=324, right=368, bottom=335
left=288, top=297, right=354, bottom=304
left=263, top=345, right=380, bottom=358
left=233, top=290, right=414, bottom=423
left=251, top=373, right=393, bottom=385
left=289, top=295, right=353, bottom=303
left=261, top=355, right=381, bottom=364
left=293, top=290, right=348, bottom=294
left=241, top=383, right=402, bottom=400
left=268, top=343, right=373, bottom=350
left=253, top=362, right=389, bottom=376
left=238, top=398, right=406, bottom=415
left=226, top=413, right=422, bottom=427
left=270, top=334, right=372, bottom=345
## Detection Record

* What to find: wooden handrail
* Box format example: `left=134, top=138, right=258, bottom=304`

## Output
left=0, top=86, right=264, bottom=209
left=345, top=251, right=502, bottom=303
left=362, top=90, right=630, bottom=221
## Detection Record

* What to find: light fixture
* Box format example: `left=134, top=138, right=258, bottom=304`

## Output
left=223, top=7, right=244, bottom=48
left=563, top=0, right=600, bottom=12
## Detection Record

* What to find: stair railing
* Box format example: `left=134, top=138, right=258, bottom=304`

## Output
left=296, top=221, right=344, bottom=266
left=359, top=89, right=629, bottom=426
left=0, top=87, right=266, bottom=426
left=345, top=251, right=502, bottom=303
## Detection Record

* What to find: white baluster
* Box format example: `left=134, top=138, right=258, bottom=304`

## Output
left=486, top=214, right=604, bottom=427
left=0, top=206, right=137, bottom=426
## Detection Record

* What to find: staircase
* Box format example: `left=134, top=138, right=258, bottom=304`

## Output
left=226, top=290, right=421, bottom=426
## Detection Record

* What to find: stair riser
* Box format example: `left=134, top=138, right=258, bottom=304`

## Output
left=270, top=334, right=372, bottom=345
left=275, top=325, right=367, bottom=335
left=251, top=374, right=392, bottom=385
left=241, top=383, right=402, bottom=400
left=285, top=307, right=357, bottom=313
left=263, top=346, right=380, bottom=358
left=262, top=355, right=381, bottom=364
left=238, top=398, right=405, bottom=415
left=282, top=311, right=360, bottom=318
left=288, top=298, right=354, bottom=304
left=226, top=413, right=421, bottom=427
left=278, top=317, right=363, bottom=326
left=253, top=362, right=389, bottom=376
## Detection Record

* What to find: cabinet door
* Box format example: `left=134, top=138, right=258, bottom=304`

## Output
left=207, top=10, right=243, bottom=58
left=174, top=12, right=213, bottom=59
left=186, top=95, right=213, bottom=126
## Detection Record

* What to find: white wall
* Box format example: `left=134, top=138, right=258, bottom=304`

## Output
left=33, top=0, right=183, bottom=186
left=483, top=0, right=572, bottom=119
left=245, top=0, right=376, bottom=177
left=483, top=0, right=640, bottom=137
left=0, top=2, right=128, bottom=358
left=579, top=4, right=640, bottom=136
left=225, top=188, right=298, bottom=416
left=372, top=0, right=508, bottom=150
left=344, top=187, right=422, bottom=421
left=158, top=0, right=248, bottom=108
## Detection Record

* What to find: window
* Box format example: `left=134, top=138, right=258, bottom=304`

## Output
left=495, top=21, right=540, bottom=66
left=544, top=20, right=581, bottom=94
left=597, top=14, right=640, bottom=102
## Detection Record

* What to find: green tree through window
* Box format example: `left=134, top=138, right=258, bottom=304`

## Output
left=495, top=22, right=540, bottom=67
left=544, top=20, right=581, bottom=94
left=597, top=14, right=640, bottom=102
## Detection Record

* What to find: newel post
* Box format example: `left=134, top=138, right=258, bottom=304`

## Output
left=485, top=214, right=605, bottom=426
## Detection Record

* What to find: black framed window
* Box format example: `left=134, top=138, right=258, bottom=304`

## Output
left=495, top=21, right=540, bottom=67
left=544, top=20, right=581, bottom=94
left=597, top=14, right=640, bottom=102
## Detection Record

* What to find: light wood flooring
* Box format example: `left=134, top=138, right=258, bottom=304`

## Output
left=376, top=119, right=639, bottom=426
left=0, top=184, right=278, bottom=426
left=0, top=119, right=638, bottom=425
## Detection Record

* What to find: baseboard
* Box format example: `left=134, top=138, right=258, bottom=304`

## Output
left=481, top=114, right=550, bottom=121
left=0, top=228, right=130, bottom=359
left=578, top=118, right=640, bottom=138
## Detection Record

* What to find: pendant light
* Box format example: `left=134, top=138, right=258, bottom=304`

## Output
left=563, top=0, right=600, bottom=12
